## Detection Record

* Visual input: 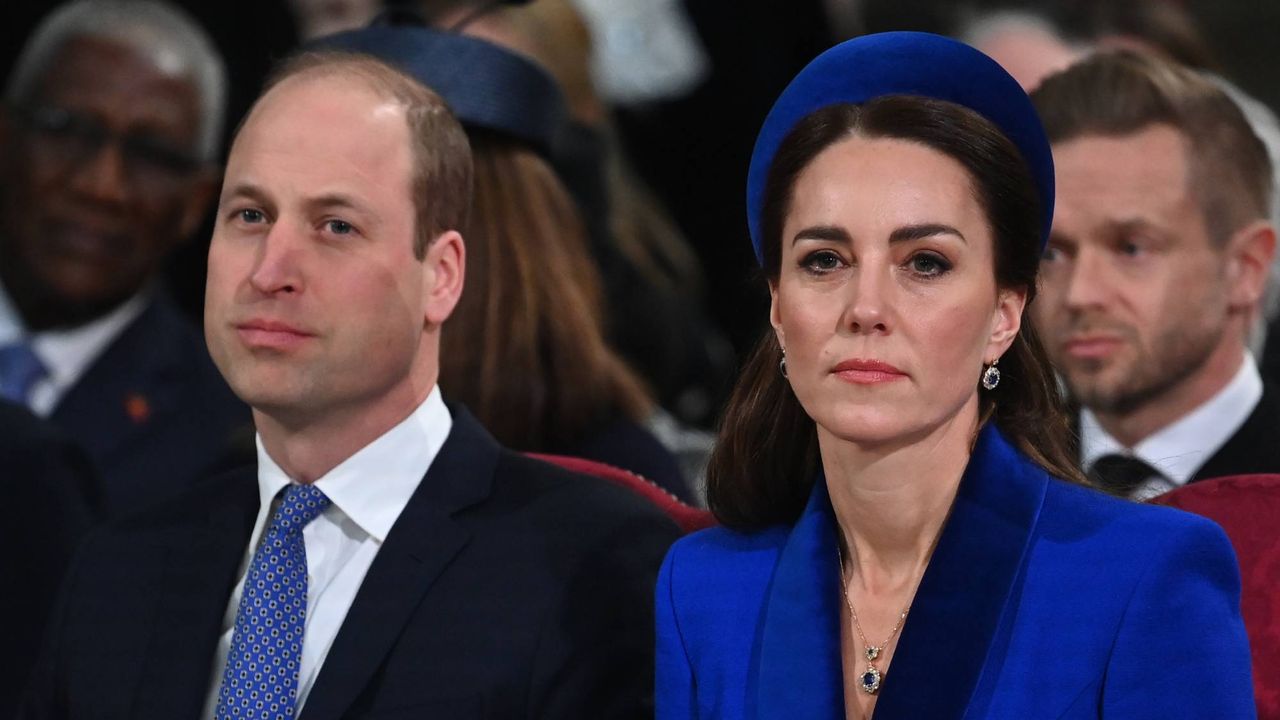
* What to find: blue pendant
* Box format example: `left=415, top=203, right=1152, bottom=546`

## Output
left=859, top=665, right=882, bottom=694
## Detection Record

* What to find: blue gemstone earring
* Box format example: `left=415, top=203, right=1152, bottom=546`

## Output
left=981, top=358, right=1001, bottom=390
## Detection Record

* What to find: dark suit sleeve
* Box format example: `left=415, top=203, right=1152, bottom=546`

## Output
left=525, top=502, right=681, bottom=718
left=1, top=406, right=100, bottom=720
left=14, top=520, right=97, bottom=720
left=1102, top=516, right=1257, bottom=718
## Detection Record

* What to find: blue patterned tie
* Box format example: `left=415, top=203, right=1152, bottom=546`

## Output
left=215, top=483, right=331, bottom=719
left=0, top=342, right=46, bottom=405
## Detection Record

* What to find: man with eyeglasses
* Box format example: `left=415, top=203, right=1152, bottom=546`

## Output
left=0, top=0, right=248, bottom=516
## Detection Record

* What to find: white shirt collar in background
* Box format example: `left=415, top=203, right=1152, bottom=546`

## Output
left=0, top=280, right=149, bottom=416
left=1082, top=353, right=1263, bottom=489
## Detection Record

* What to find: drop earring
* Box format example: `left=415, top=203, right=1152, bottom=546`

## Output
left=779, top=349, right=788, bottom=378
left=981, top=358, right=1001, bottom=390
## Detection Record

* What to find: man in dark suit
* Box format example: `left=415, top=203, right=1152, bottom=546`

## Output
left=1030, top=51, right=1279, bottom=498
left=0, top=400, right=98, bottom=718
left=20, top=49, right=681, bottom=719
left=0, top=0, right=248, bottom=516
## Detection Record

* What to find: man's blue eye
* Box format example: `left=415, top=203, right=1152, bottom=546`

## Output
left=327, top=220, right=353, bottom=235
left=239, top=209, right=264, bottom=223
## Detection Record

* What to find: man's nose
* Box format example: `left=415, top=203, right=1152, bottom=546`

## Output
left=1063, top=247, right=1115, bottom=311
left=68, top=141, right=130, bottom=205
left=248, top=222, right=305, bottom=296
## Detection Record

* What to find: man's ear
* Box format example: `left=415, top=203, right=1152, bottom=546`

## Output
left=1225, top=219, right=1276, bottom=312
left=177, top=164, right=221, bottom=243
left=423, top=229, right=466, bottom=326
left=986, top=285, right=1027, bottom=361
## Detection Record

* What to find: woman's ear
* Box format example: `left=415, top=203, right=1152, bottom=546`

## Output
left=768, top=279, right=784, bottom=349
left=986, top=285, right=1027, bottom=360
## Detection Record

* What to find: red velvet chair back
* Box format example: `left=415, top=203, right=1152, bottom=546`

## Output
left=527, top=453, right=717, bottom=534
left=1151, top=474, right=1280, bottom=719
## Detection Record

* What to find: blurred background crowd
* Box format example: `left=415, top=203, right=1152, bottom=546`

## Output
left=3, top=0, right=1280, bottom=714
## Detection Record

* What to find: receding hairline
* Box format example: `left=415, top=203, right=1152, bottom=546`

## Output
left=239, top=50, right=474, bottom=256
left=234, top=54, right=436, bottom=156
left=263, top=52, right=450, bottom=115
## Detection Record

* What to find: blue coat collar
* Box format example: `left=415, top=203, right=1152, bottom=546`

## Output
left=751, top=424, right=1050, bottom=719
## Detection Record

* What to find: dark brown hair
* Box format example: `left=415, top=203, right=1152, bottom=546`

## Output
left=261, top=51, right=473, bottom=258
left=438, top=131, right=652, bottom=451
left=707, top=97, right=1084, bottom=530
left=1032, top=50, right=1271, bottom=245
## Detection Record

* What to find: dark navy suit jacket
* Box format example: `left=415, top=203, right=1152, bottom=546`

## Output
left=0, top=401, right=99, bottom=720
left=656, top=425, right=1256, bottom=719
left=21, top=407, right=681, bottom=719
left=49, top=295, right=249, bottom=516
left=1189, top=384, right=1280, bottom=482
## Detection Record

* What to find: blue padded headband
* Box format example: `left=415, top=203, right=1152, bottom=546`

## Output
left=745, top=31, right=1054, bottom=264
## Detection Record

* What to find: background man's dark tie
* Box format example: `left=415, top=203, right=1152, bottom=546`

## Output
left=1089, top=454, right=1162, bottom=496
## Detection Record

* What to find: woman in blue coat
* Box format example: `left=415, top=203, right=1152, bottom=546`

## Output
left=655, top=32, right=1255, bottom=719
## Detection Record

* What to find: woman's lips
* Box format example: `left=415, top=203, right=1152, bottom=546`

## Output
left=831, top=359, right=907, bottom=385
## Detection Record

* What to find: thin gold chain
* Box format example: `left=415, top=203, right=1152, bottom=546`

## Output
left=836, top=549, right=911, bottom=653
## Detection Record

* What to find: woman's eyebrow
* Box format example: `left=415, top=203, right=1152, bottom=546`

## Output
left=888, top=223, right=966, bottom=244
left=792, top=223, right=966, bottom=246
left=792, top=225, right=851, bottom=245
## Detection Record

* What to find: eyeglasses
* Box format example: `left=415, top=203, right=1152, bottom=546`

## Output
left=8, top=104, right=202, bottom=186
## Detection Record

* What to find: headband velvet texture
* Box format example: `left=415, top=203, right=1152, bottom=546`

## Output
left=745, top=31, right=1055, bottom=265
left=312, top=23, right=566, bottom=157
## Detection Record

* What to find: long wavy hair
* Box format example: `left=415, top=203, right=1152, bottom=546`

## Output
left=707, top=97, right=1085, bottom=531
left=438, top=130, right=652, bottom=452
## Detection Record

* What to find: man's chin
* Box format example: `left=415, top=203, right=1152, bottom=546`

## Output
left=1067, top=375, right=1142, bottom=416
left=7, top=266, right=137, bottom=328
left=226, top=376, right=308, bottom=415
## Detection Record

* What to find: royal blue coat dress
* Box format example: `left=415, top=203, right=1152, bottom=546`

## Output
left=656, top=425, right=1256, bottom=719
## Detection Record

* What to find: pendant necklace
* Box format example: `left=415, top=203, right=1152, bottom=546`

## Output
left=837, top=549, right=911, bottom=695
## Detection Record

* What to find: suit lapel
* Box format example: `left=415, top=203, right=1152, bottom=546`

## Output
left=299, top=409, right=497, bottom=720
left=1192, top=384, right=1280, bottom=481
left=872, top=425, right=1047, bottom=719
left=51, top=299, right=178, bottom=461
left=751, top=477, right=844, bottom=719
left=750, top=425, right=1047, bottom=720
left=131, top=470, right=258, bottom=717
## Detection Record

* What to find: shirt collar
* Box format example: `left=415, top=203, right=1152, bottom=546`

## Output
left=1081, top=353, right=1263, bottom=486
left=0, top=279, right=149, bottom=389
left=254, top=386, right=453, bottom=543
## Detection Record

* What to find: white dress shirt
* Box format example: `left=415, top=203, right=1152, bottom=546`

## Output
left=1081, top=353, right=1264, bottom=500
left=201, top=387, right=453, bottom=718
left=0, top=281, right=148, bottom=416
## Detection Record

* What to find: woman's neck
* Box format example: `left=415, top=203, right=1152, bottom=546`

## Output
left=821, top=404, right=978, bottom=591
